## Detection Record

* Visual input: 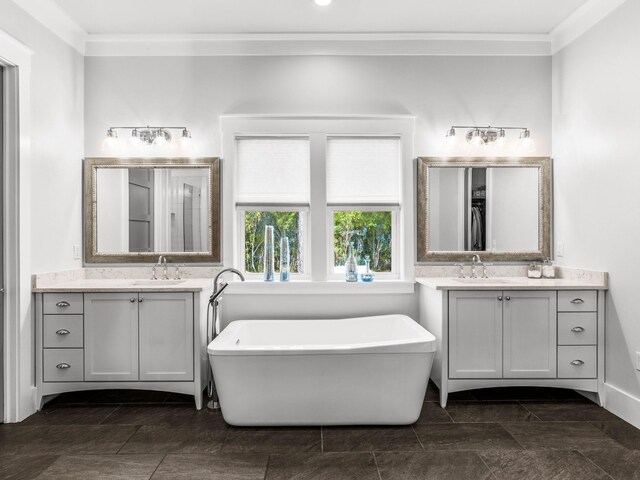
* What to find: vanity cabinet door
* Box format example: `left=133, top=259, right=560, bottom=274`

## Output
left=84, top=293, right=139, bottom=381
left=449, top=291, right=503, bottom=379
left=139, top=292, right=194, bottom=381
left=503, top=291, right=557, bottom=378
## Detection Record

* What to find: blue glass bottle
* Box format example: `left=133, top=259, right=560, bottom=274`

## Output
left=361, top=255, right=375, bottom=282
left=345, top=242, right=358, bottom=282
left=279, top=236, right=290, bottom=282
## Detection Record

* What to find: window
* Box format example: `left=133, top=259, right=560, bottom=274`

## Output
left=236, top=137, right=310, bottom=278
left=327, top=136, right=401, bottom=278
left=227, top=116, right=413, bottom=282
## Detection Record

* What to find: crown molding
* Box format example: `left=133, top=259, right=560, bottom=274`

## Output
left=84, top=33, right=552, bottom=56
left=12, top=0, right=86, bottom=54
left=551, top=0, right=630, bottom=54
left=12, top=0, right=631, bottom=58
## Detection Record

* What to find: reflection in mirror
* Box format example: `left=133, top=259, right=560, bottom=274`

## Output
left=428, top=167, right=539, bottom=252
left=417, top=157, right=551, bottom=262
left=96, top=167, right=210, bottom=253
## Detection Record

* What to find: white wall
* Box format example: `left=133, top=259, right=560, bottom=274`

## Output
left=0, top=2, right=84, bottom=274
left=84, top=55, right=551, bottom=159
left=553, top=0, right=640, bottom=419
left=0, top=3, right=84, bottom=422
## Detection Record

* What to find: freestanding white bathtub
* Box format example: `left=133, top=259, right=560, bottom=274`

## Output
left=207, top=314, right=436, bottom=426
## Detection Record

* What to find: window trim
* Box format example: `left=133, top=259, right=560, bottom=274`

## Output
left=326, top=205, right=400, bottom=280
left=236, top=205, right=311, bottom=281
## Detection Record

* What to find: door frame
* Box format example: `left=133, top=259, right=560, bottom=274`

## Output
left=1, top=29, right=34, bottom=423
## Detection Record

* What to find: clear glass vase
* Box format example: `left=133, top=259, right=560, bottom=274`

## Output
left=361, top=255, right=375, bottom=282
left=279, top=236, right=290, bottom=282
left=345, top=242, right=358, bottom=282
left=263, top=225, right=275, bottom=282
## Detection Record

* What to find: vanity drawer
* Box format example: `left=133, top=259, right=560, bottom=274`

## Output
left=558, top=313, right=597, bottom=345
left=558, top=346, right=597, bottom=378
left=43, top=315, right=84, bottom=348
left=558, top=291, right=597, bottom=312
left=43, top=293, right=84, bottom=315
left=43, top=349, right=84, bottom=382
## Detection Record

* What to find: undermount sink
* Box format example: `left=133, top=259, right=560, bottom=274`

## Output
left=129, top=280, right=187, bottom=286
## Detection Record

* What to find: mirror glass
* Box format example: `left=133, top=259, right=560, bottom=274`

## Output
left=418, top=157, right=551, bottom=262
left=427, top=166, right=539, bottom=252
left=95, top=167, right=210, bottom=254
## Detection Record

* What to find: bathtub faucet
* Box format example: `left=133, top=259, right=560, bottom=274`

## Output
left=210, top=268, right=245, bottom=305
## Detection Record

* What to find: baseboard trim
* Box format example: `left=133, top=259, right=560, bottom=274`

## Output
left=604, top=383, right=640, bottom=429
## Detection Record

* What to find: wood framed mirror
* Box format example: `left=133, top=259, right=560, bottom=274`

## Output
left=417, top=157, right=552, bottom=262
left=84, top=157, right=221, bottom=264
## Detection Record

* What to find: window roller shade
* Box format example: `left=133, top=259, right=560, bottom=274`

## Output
left=326, top=136, right=401, bottom=205
left=236, top=137, right=310, bottom=205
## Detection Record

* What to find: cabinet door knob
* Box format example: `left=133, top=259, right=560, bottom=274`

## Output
left=505, top=296, right=511, bottom=301
left=55, top=329, right=71, bottom=336
left=497, top=296, right=503, bottom=301
left=571, top=326, right=585, bottom=333
left=130, top=298, right=136, bottom=303
left=56, top=301, right=70, bottom=308
left=570, top=298, right=584, bottom=304
left=56, top=363, right=71, bottom=369
left=570, top=359, right=585, bottom=366
left=139, top=298, right=144, bottom=303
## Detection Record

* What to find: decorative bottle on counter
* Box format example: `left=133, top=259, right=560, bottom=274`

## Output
left=361, top=255, right=375, bottom=282
left=527, top=263, right=542, bottom=279
left=345, top=242, right=358, bottom=282
left=279, top=236, right=290, bottom=282
left=263, top=225, right=275, bottom=282
left=542, top=259, right=556, bottom=278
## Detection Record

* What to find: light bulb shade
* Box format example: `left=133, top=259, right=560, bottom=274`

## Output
left=470, top=129, right=483, bottom=146
left=179, top=129, right=193, bottom=151
left=102, top=129, right=119, bottom=151
left=495, top=129, right=507, bottom=147
left=153, top=130, right=168, bottom=146
left=518, top=130, right=535, bottom=152
left=314, top=0, right=332, bottom=5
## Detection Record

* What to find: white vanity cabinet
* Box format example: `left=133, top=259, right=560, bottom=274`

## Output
left=35, top=282, right=211, bottom=410
left=449, top=290, right=556, bottom=380
left=419, top=278, right=606, bottom=407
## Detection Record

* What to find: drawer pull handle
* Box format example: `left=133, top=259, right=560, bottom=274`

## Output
left=55, top=329, right=71, bottom=335
left=570, top=298, right=585, bottom=304
left=571, top=326, right=586, bottom=333
left=570, top=359, right=585, bottom=366
left=56, top=363, right=71, bottom=369
left=497, top=296, right=503, bottom=301
left=55, top=301, right=70, bottom=308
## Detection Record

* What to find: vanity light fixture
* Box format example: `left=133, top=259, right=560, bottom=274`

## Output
left=444, top=125, right=533, bottom=149
left=104, top=126, right=193, bottom=147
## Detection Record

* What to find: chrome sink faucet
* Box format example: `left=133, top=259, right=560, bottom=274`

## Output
left=471, top=254, right=482, bottom=278
left=471, top=254, right=489, bottom=279
left=155, top=255, right=169, bottom=280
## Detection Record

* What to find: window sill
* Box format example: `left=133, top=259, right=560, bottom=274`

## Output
left=224, top=280, right=415, bottom=295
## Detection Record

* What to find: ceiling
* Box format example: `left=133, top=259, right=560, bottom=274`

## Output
left=52, top=0, right=589, bottom=36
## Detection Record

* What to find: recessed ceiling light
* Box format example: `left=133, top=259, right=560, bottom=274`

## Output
left=314, top=0, right=332, bottom=6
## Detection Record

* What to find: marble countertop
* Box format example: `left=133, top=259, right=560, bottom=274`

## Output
left=33, top=278, right=214, bottom=293
left=416, top=276, right=608, bottom=291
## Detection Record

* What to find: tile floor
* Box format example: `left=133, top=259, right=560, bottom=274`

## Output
left=1, top=383, right=640, bottom=479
